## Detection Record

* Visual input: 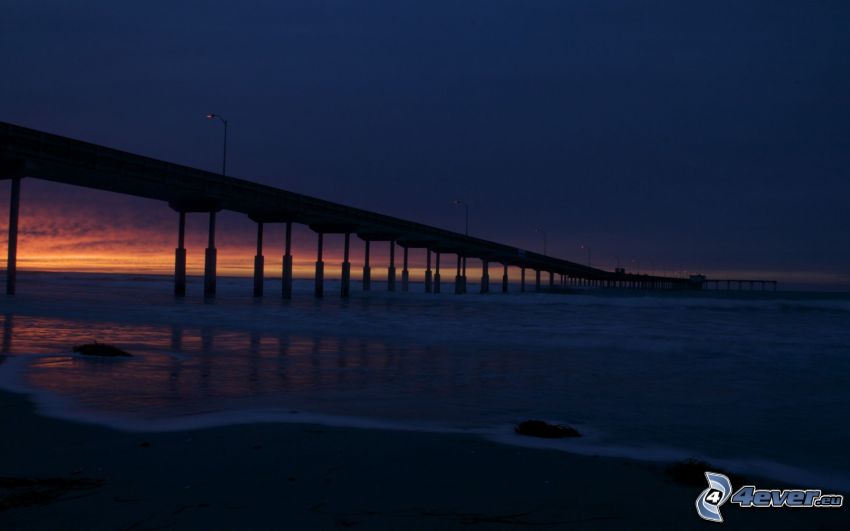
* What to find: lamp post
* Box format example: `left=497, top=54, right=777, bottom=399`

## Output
left=203, top=113, right=228, bottom=298
left=453, top=199, right=469, bottom=236
left=206, top=113, right=228, bottom=176
left=580, top=244, right=591, bottom=267
left=536, top=227, right=547, bottom=256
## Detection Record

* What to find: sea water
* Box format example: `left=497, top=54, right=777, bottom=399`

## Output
left=0, top=272, right=848, bottom=490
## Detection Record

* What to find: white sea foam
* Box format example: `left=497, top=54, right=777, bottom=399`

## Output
left=3, top=356, right=846, bottom=491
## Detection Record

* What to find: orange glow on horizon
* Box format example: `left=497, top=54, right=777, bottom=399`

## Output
left=0, top=180, right=847, bottom=287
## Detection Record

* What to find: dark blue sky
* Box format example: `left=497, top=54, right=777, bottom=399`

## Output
left=2, top=1, right=849, bottom=283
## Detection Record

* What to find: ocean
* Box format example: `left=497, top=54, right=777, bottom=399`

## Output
left=1, top=272, right=848, bottom=490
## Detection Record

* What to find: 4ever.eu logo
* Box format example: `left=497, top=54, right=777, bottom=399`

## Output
left=696, top=471, right=844, bottom=523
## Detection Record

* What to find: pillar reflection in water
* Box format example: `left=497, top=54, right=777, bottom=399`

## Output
left=1, top=313, right=12, bottom=356
left=6, top=313, right=490, bottom=427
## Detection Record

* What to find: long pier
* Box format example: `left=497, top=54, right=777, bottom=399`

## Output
left=1, top=121, right=696, bottom=297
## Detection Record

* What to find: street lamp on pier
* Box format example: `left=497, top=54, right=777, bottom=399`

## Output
left=536, top=227, right=547, bottom=256
left=580, top=244, right=591, bottom=267
left=205, top=113, right=228, bottom=176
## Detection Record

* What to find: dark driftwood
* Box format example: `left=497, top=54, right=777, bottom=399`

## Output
left=0, top=477, right=103, bottom=511
left=515, top=420, right=580, bottom=439
left=72, top=342, right=131, bottom=357
left=665, top=458, right=747, bottom=486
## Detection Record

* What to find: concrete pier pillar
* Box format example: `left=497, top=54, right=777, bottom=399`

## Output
left=549, top=271, right=554, bottom=289
left=363, top=240, right=371, bottom=291
left=387, top=241, right=396, bottom=292
left=253, top=222, right=264, bottom=297
left=282, top=221, right=293, bottom=299
left=454, top=255, right=463, bottom=294
left=203, top=211, right=217, bottom=298
left=425, top=250, right=433, bottom=293
left=502, top=263, right=508, bottom=293
left=521, top=267, right=526, bottom=292
left=535, top=270, right=541, bottom=292
left=341, top=232, right=351, bottom=298
left=480, top=260, right=490, bottom=293
left=315, top=232, right=324, bottom=298
left=401, top=246, right=409, bottom=292
left=174, top=211, right=187, bottom=297
left=6, top=177, right=21, bottom=296
left=461, top=256, right=467, bottom=293
left=434, top=252, right=441, bottom=293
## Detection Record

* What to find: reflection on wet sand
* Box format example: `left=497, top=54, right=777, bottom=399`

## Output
left=0, top=314, right=462, bottom=421
left=2, top=313, right=12, bottom=355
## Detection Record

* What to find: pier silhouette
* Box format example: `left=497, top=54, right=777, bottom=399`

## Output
left=1, top=121, right=767, bottom=297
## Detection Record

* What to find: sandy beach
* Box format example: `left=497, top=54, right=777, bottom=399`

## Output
left=0, top=389, right=845, bottom=530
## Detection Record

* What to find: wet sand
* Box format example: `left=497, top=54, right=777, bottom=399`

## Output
left=0, top=390, right=845, bottom=530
